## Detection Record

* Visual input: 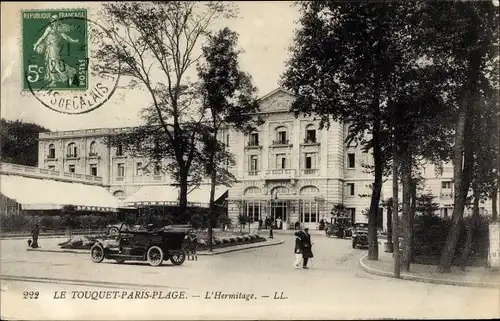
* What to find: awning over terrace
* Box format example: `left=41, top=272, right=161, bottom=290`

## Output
left=123, top=184, right=228, bottom=208
left=0, top=174, right=120, bottom=212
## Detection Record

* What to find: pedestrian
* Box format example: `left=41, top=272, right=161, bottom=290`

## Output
left=293, top=231, right=303, bottom=269
left=301, top=228, right=313, bottom=269
left=31, top=224, right=40, bottom=248
left=276, top=217, right=282, bottom=230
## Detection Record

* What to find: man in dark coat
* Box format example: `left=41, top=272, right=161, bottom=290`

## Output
left=301, top=228, right=313, bottom=269
left=31, top=224, right=40, bottom=248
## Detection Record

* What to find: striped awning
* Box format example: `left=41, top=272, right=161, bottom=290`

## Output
left=0, top=174, right=120, bottom=212
left=124, top=184, right=228, bottom=208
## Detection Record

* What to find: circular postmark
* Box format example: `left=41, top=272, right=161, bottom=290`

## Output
left=23, top=12, right=120, bottom=114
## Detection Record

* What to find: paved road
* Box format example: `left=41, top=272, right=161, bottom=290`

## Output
left=1, top=233, right=498, bottom=320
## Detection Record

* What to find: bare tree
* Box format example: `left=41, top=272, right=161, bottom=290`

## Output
left=96, top=2, right=237, bottom=218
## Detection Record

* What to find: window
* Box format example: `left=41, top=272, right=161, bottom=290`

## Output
left=305, top=128, right=316, bottom=143
left=117, top=164, right=125, bottom=177
left=249, top=133, right=259, bottom=146
left=276, top=154, right=286, bottom=169
left=442, top=181, right=452, bottom=189
left=299, top=201, right=319, bottom=223
left=89, top=141, right=97, bottom=156
left=347, top=183, right=355, bottom=196
left=90, top=164, right=98, bottom=176
left=116, top=144, right=124, bottom=156
left=278, top=130, right=287, bottom=144
left=67, top=142, right=77, bottom=157
left=68, top=165, right=75, bottom=173
left=136, top=162, right=143, bottom=176
left=441, top=208, right=449, bottom=218
left=250, top=155, right=258, bottom=171
left=305, top=153, right=313, bottom=169
left=48, top=144, right=55, bottom=158
left=154, top=164, right=162, bottom=176
left=244, top=202, right=261, bottom=222
left=48, top=165, right=55, bottom=171
left=347, top=153, right=356, bottom=168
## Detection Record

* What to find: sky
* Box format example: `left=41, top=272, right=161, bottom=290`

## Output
left=0, top=1, right=301, bottom=131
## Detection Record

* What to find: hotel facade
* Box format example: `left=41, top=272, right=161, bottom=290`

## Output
left=34, top=88, right=493, bottom=229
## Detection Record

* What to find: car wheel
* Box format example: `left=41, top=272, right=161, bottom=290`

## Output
left=170, top=252, right=186, bottom=266
left=91, top=243, right=105, bottom=263
left=109, top=227, right=119, bottom=236
left=147, top=246, right=164, bottom=266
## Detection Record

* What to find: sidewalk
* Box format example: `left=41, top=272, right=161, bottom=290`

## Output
left=360, top=250, right=500, bottom=289
left=26, top=237, right=284, bottom=256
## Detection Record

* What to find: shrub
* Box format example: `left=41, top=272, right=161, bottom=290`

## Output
left=411, top=214, right=490, bottom=263
left=222, top=238, right=230, bottom=243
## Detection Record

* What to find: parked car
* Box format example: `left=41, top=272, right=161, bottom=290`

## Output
left=90, top=227, right=195, bottom=266
left=352, top=222, right=369, bottom=249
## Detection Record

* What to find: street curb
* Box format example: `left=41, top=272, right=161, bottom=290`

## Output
left=197, top=239, right=284, bottom=256
left=26, top=239, right=284, bottom=256
left=359, top=254, right=499, bottom=289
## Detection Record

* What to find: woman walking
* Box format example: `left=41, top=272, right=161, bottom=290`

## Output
left=293, top=231, right=303, bottom=269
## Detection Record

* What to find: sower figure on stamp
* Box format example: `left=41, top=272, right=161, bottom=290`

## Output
left=293, top=231, right=303, bottom=269
left=33, top=14, right=79, bottom=87
left=301, top=228, right=313, bottom=269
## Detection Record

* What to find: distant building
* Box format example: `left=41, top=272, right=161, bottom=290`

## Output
left=33, top=88, right=495, bottom=229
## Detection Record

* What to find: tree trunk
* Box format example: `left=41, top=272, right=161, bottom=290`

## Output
left=410, top=178, right=417, bottom=262
left=367, top=118, right=382, bottom=261
left=401, top=144, right=412, bottom=272
left=439, top=47, right=484, bottom=272
left=438, top=100, right=475, bottom=272
left=460, top=183, right=479, bottom=271
left=178, top=167, right=189, bottom=222
left=492, top=186, right=498, bottom=221
left=392, top=140, right=401, bottom=278
left=207, top=159, right=217, bottom=252
left=386, top=201, right=393, bottom=248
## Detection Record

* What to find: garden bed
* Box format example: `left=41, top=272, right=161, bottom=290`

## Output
left=57, top=230, right=265, bottom=250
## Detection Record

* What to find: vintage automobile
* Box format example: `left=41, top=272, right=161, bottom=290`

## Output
left=325, top=217, right=352, bottom=239
left=90, top=226, right=195, bottom=266
left=351, top=222, right=369, bottom=249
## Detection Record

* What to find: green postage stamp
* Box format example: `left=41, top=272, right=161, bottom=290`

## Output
left=22, top=9, right=88, bottom=91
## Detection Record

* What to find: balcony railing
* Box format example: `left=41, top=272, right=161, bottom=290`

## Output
left=248, top=170, right=259, bottom=176
left=116, top=176, right=124, bottom=181
left=302, top=138, right=320, bottom=146
left=302, top=169, right=318, bottom=175
left=245, top=142, right=261, bottom=149
left=265, top=169, right=296, bottom=179
left=0, top=162, right=102, bottom=185
left=88, top=152, right=99, bottom=157
left=271, top=139, right=290, bottom=146
left=440, top=191, right=453, bottom=199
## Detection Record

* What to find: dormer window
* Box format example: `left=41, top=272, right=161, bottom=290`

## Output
left=89, top=141, right=97, bottom=156
left=116, top=144, right=124, bottom=156
left=305, top=125, right=316, bottom=143
left=274, top=126, right=288, bottom=145
left=249, top=133, right=259, bottom=146
left=67, top=142, right=77, bottom=157
left=48, top=144, right=55, bottom=158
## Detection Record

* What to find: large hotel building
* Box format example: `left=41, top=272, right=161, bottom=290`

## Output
left=31, top=88, right=491, bottom=229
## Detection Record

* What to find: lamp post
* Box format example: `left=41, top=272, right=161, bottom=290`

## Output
left=269, top=190, right=278, bottom=239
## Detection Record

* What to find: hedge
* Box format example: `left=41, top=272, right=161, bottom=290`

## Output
left=409, top=214, right=490, bottom=265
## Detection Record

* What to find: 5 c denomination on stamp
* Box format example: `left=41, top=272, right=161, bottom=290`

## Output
left=22, top=9, right=120, bottom=114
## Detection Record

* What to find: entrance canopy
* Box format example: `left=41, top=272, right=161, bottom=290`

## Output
left=123, top=184, right=228, bottom=208
left=0, top=174, right=120, bottom=212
